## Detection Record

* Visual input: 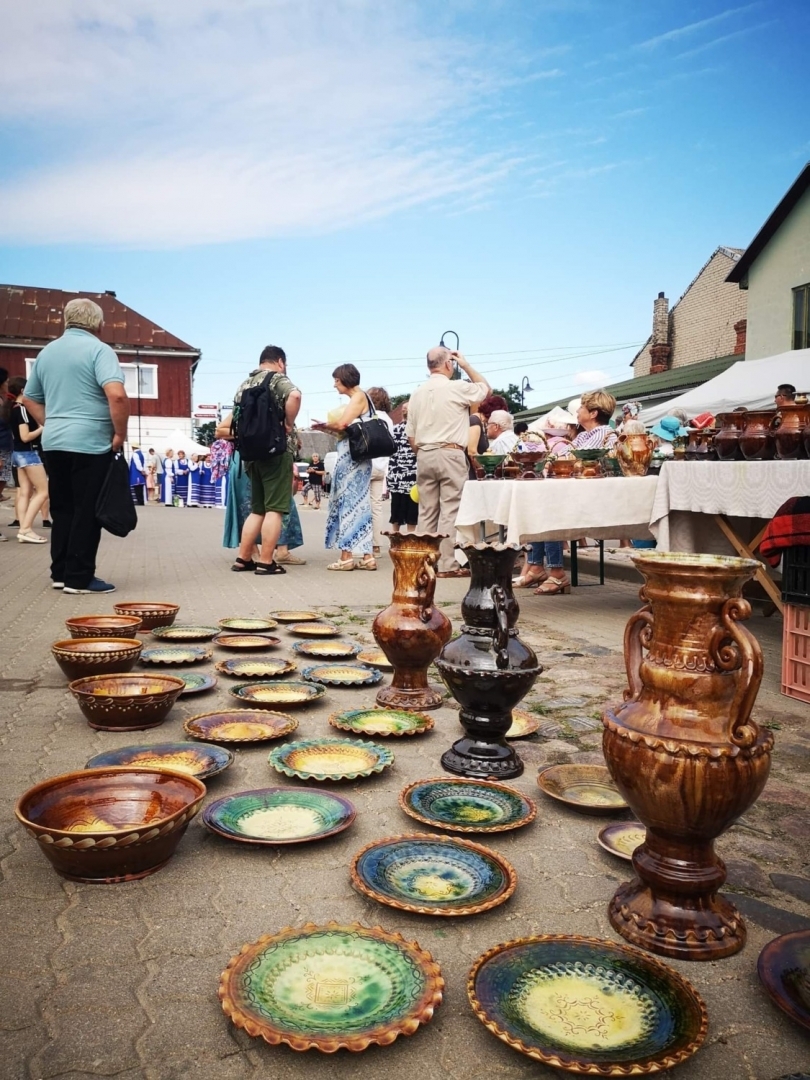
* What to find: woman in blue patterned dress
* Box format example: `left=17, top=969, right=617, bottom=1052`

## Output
left=312, top=364, right=375, bottom=571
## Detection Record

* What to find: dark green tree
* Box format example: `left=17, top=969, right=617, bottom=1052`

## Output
left=490, top=383, right=524, bottom=413
left=195, top=421, right=216, bottom=446
left=389, top=392, right=410, bottom=410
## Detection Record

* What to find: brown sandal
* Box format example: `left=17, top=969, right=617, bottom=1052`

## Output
left=533, top=575, right=571, bottom=595
left=513, top=568, right=548, bottom=588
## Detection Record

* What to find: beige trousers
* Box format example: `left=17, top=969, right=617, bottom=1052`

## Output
left=369, top=475, right=389, bottom=552
left=415, top=448, right=467, bottom=572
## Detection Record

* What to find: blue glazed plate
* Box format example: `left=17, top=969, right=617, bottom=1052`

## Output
left=399, top=778, right=536, bottom=833
left=302, top=664, right=382, bottom=687
left=176, top=671, right=218, bottom=695
left=269, top=738, right=393, bottom=781
left=468, top=934, right=707, bottom=1074
left=351, top=833, right=516, bottom=916
left=85, top=741, right=233, bottom=779
left=139, top=644, right=213, bottom=665
left=203, top=787, right=356, bottom=845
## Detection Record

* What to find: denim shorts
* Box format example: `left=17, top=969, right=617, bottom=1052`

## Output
left=12, top=449, right=43, bottom=468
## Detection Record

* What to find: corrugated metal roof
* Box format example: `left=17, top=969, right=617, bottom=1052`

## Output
left=0, top=285, right=199, bottom=354
left=517, top=354, right=739, bottom=420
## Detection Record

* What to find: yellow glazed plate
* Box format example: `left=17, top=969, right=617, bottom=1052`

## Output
left=597, top=822, right=646, bottom=861
left=184, top=710, right=298, bottom=743
left=537, top=765, right=628, bottom=814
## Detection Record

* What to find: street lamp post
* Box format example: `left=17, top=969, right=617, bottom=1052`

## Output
left=519, top=376, right=534, bottom=409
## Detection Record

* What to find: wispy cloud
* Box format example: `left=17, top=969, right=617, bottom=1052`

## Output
left=635, top=3, right=760, bottom=49
left=674, top=21, right=774, bottom=60
left=574, top=369, right=610, bottom=386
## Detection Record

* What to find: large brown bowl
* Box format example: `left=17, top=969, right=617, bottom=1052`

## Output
left=52, top=637, right=143, bottom=682
left=113, top=602, right=180, bottom=631
left=15, top=767, right=206, bottom=883
left=65, top=614, right=144, bottom=638
left=68, top=673, right=186, bottom=731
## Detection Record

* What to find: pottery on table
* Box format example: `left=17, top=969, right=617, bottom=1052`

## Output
left=509, top=450, right=547, bottom=479
left=602, top=552, right=773, bottom=961
left=184, top=709, right=298, bottom=743
left=372, top=532, right=452, bottom=712
left=65, top=614, right=144, bottom=638
left=113, top=602, right=180, bottom=631
left=714, top=412, right=746, bottom=461
left=545, top=457, right=576, bottom=479
left=437, top=543, right=541, bottom=780
left=738, top=408, right=777, bottom=460
left=537, top=764, right=628, bottom=814
left=685, top=428, right=715, bottom=461
left=52, top=637, right=143, bottom=682
left=219, top=922, right=443, bottom=1052
left=771, top=403, right=810, bottom=460
left=399, top=777, right=536, bottom=833
left=473, top=453, right=508, bottom=479
left=757, top=929, right=810, bottom=1032
left=616, top=432, right=655, bottom=477
left=571, top=447, right=607, bottom=479
left=68, top=673, right=186, bottom=731
left=329, top=707, right=434, bottom=737
left=203, top=787, right=356, bottom=845
left=15, top=766, right=205, bottom=883
left=85, top=742, right=233, bottom=780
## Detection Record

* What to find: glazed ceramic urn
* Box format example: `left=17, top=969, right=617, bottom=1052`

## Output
left=616, top=433, right=655, bottom=477
left=713, top=412, right=745, bottom=461
left=738, top=408, right=777, bottom=460
left=771, top=402, right=810, bottom=460
left=437, top=544, right=541, bottom=779
left=602, top=552, right=773, bottom=961
left=372, top=533, right=452, bottom=710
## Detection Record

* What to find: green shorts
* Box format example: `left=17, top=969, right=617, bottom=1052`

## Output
left=245, top=453, right=293, bottom=514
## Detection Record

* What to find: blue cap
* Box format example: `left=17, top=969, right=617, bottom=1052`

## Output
left=651, top=415, right=688, bottom=441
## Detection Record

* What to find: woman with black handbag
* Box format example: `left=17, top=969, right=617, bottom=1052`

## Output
left=311, top=364, right=378, bottom=571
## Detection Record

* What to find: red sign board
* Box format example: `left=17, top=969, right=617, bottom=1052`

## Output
left=196, top=404, right=219, bottom=410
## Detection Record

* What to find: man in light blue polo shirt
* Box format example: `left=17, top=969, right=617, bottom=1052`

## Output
left=23, top=298, right=130, bottom=593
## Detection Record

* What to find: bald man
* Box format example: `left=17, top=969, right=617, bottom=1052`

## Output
left=406, top=347, right=489, bottom=576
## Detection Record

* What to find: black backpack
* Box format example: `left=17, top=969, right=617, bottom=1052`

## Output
left=232, top=373, right=287, bottom=462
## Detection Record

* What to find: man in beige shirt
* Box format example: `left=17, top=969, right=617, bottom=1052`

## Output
left=406, top=347, right=489, bottom=576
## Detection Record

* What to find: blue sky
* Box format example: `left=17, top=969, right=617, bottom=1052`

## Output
left=1, top=0, right=807, bottom=423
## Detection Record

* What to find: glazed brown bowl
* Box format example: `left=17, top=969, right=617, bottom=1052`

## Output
left=65, top=614, right=144, bottom=638
left=113, top=602, right=180, bottom=631
left=15, top=767, right=206, bottom=883
left=52, top=637, right=143, bottom=682
left=68, top=673, right=186, bottom=731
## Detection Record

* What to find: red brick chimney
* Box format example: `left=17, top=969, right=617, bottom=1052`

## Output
left=649, top=292, right=671, bottom=374
left=733, top=318, right=747, bottom=355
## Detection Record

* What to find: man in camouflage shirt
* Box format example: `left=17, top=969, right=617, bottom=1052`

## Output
left=232, top=345, right=301, bottom=574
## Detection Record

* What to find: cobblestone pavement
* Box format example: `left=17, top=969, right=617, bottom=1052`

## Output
left=2, top=500, right=809, bottom=1080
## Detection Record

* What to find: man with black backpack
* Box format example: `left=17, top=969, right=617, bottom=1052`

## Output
left=231, top=345, right=301, bottom=575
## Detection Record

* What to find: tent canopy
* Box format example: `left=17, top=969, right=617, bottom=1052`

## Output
left=154, top=429, right=212, bottom=456
left=640, top=350, right=809, bottom=424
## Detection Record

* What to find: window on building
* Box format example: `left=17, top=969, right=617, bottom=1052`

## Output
left=794, top=284, right=810, bottom=350
left=24, top=357, right=37, bottom=376
left=120, top=363, right=158, bottom=398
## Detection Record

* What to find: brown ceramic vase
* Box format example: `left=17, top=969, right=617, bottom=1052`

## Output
left=602, top=552, right=773, bottom=961
left=437, top=544, right=541, bottom=779
left=372, top=533, right=452, bottom=710
left=713, top=412, right=745, bottom=461
left=738, top=409, right=776, bottom=460
left=771, top=403, right=810, bottom=460
left=616, top=433, right=655, bottom=476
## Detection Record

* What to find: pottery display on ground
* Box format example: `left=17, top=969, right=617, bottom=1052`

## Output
left=739, top=408, right=777, bottom=460
left=616, top=432, right=655, bottom=477
left=537, top=764, right=628, bottom=814
left=68, top=673, right=186, bottom=731
left=15, top=766, right=205, bottom=883
left=372, top=532, right=452, bottom=711
left=184, top=710, right=298, bottom=743
left=771, top=402, right=810, bottom=460
left=757, top=929, right=810, bottom=1031
left=113, top=602, right=180, bottom=631
left=85, top=742, right=233, bottom=780
left=399, top=777, right=536, bottom=833
left=602, top=551, right=773, bottom=961
left=52, top=637, right=143, bottom=682
left=65, top=614, right=144, bottom=638
left=714, top=411, right=746, bottom=461
left=268, top=738, right=394, bottom=782
left=151, top=625, right=220, bottom=642
left=203, top=788, right=356, bottom=845
left=329, top=707, right=434, bottom=737
left=437, top=544, right=541, bottom=780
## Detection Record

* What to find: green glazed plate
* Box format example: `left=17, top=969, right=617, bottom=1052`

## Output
left=269, top=737, right=393, bottom=781
left=85, top=741, right=233, bottom=779
left=219, top=922, right=444, bottom=1052
left=329, top=707, right=434, bottom=738
left=399, top=778, right=536, bottom=833
left=150, top=625, right=220, bottom=642
left=597, top=822, right=646, bottom=862
left=229, top=681, right=325, bottom=708
left=218, top=617, right=279, bottom=632
left=215, top=657, right=296, bottom=679
left=202, top=787, right=356, bottom=845
left=175, top=671, right=218, bottom=695
left=139, top=644, right=213, bottom=665
left=302, top=663, right=382, bottom=687
left=351, top=833, right=517, bottom=916
left=468, top=934, right=708, bottom=1074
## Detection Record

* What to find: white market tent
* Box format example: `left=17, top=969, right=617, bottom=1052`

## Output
left=641, top=350, right=809, bottom=425
left=158, top=429, right=212, bottom=456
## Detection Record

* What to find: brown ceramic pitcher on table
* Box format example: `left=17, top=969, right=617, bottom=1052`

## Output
left=714, top=412, right=746, bottom=460
left=602, top=552, right=773, bottom=962
left=738, top=408, right=777, bottom=460
left=616, top=432, right=655, bottom=477
left=771, top=402, right=810, bottom=459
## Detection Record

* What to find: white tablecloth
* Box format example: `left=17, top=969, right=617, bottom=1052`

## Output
left=650, top=460, right=810, bottom=553
left=455, top=477, right=659, bottom=545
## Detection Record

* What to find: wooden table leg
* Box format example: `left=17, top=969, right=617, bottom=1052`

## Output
left=713, top=515, right=784, bottom=614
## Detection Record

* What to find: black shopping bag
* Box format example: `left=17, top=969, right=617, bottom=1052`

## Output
left=96, top=452, right=138, bottom=537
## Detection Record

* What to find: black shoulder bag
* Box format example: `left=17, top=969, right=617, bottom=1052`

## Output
left=346, top=393, right=395, bottom=462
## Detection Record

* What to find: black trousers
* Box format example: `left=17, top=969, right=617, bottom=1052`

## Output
left=43, top=450, right=112, bottom=588
left=132, top=484, right=145, bottom=505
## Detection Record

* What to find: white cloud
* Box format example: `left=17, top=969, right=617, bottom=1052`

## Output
left=634, top=4, right=760, bottom=49
left=573, top=369, right=610, bottom=386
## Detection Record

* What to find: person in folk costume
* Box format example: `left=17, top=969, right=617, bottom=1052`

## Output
left=145, top=448, right=159, bottom=502
left=128, top=444, right=147, bottom=505
left=187, top=454, right=201, bottom=506
left=198, top=454, right=217, bottom=507
left=174, top=450, right=190, bottom=505
left=161, top=448, right=175, bottom=506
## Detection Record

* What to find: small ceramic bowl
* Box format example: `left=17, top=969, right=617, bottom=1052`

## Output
left=68, top=673, right=186, bottom=731
left=65, top=614, right=144, bottom=638
left=52, top=638, right=143, bottom=682
left=112, top=602, right=180, bottom=631
left=15, top=766, right=206, bottom=883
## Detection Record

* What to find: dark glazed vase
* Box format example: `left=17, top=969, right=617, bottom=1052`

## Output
left=739, top=409, right=777, bottom=460
left=602, top=552, right=773, bottom=961
left=372, top=533, right=452, bottom=711
left=714, top=412, right=745, bottom=461
left=771, top=403, right=810, bottom=460
left=437, top=544, right=541, bottom=779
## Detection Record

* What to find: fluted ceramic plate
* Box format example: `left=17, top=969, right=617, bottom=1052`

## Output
left=597, top=822, right=646, bottom=862
left=302, top=663, right=382, bottom=687
left=507, top=709, right=540, bottom=739
left=150, top=625, right=220, bottom=642
left=215, top=657, right=296, bottom=679
left=269, top=610, right=323, bottom=623
left=537, top=764, right=628, bottom=814
left=292, top=640, right=361, bottom=660
left=86, top=742, right=233, bottom=779
left=356, top=648, right=393, bottom=671
left=329, top=707, right=434, bottom=738
left=468, top=934, right=707, bottom=1074
left=351, top=833, right=516, bottom=916
left=229, top=681, right=325, bottom=707
left=218, top=617, right=279, bottom=632
left=758, top=930, right=810, bottom=1032
left=288, top=623, right=341, bottom=638
left=139, top=644, right=213, bottom=666
left=400, top=778, right=536, bottom=833
left=203, top=787, right=356, bottom=845
left=219, top=922, right=443, bottom=1052
left=269, top=738, right=393, bottom=781
left=213, top=634, right=282, bottom=650
left=184, top=710, right=298, bottom=743
left=176, top=671, right=218, bottom=695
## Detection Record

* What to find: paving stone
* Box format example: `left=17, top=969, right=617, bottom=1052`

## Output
left=565, top=715, right=602, bottom=732
left=770, top=873, right=810, bottom=905
left=779, top=813, right=810, bottom=840
left=544, top=697, right=588, bottom=709
left=728, top=894, right=810, bottom=935
left=724, top=858, right=772, bottom=895
left=536, top=719, right=563, bottom=738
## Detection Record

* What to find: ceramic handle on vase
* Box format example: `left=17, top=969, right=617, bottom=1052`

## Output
left=492, top=585, right=510, bottom=669
left=417, top=553, right=438, bottom=624
left=622, top=602, right=654, bottom=701
left=711, top=597, right=763, bottom=748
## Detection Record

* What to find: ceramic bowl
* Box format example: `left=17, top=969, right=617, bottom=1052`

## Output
left=68, top=673, right=186, bottom=731
left=112, top=601, right=180, bottom=631
left=86, top=742, right=233, bottom=780
left=52, top=637, right=143, bottom=682
left=15, top=766, right=206, bottom=883
left=65, top=614, right=144, bottom=638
